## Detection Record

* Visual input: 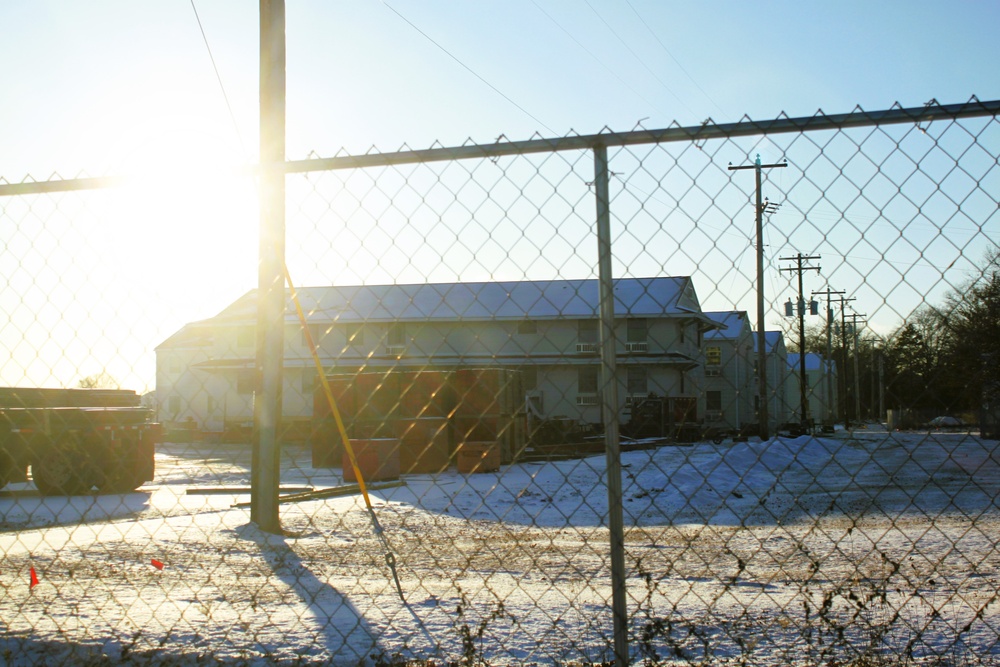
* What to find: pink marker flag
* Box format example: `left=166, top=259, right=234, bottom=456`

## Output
left=29, top=567, right=39, bottom=588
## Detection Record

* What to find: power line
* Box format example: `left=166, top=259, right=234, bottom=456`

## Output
left=529, top=0, right=664, bottom=116
left=190, top=0, right=247, bottom=158
left=622, top=0, right=730, bottom=120
left=381, top=1, right=556, bottom=136
left=583, top=0, right=696, bottom=119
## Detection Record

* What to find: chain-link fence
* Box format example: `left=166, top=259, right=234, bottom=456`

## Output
left=1, top=98, right=998, bottom=666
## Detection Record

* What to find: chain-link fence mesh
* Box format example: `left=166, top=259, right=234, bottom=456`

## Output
left=1, top=99, right=998, bottom=665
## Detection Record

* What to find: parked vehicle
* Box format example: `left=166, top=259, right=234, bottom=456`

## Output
left=0, top=387, right=160, bottom=495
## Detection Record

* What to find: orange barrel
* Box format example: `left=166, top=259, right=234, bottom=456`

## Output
left=457, top=441, right=501, bottom=474
left=396, top=417, right=452, bottom=474
left=342, top=438, right=400, bottom=482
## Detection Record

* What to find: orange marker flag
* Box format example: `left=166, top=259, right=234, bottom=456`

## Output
left=29, top=567, right=39, bottom=588
left=150, top=559, right=165, bottom=570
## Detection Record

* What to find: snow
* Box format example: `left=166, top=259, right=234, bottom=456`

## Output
left=1, top=428, right=999, bottom=665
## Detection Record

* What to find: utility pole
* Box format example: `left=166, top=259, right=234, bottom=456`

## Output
left=729, top=154, right=786, bottom=440
left=252, top=0, right=286, bottom=533
left=780, top=253, right=821, bottom=431
left=847, top=312, right=866, bottom=428
left=812, top=287, right=845, bottom=427
left=829, top=293, right=856, bottom=428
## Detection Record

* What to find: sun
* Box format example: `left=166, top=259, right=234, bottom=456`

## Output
left=103, top=119, right=260, bottom=316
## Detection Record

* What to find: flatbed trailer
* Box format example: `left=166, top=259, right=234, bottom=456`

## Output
left=0, top=387, right=161, bottom=495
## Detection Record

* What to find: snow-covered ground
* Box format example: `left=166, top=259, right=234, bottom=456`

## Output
left=1, top=428, right=998, bottom=665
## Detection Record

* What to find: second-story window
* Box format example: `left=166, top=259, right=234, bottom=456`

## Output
left=304, top=323, right=331, bottom=347
left=517, top=320, right=537, bottom=334
left=627, top=318, right=647, bottom=343
left=387, top=323, right=406, bottom=347
left=578, top=319, right=598, bottom=344
left=345, top=324, right=364, bottom=348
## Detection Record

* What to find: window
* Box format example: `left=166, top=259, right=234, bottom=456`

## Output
left=345, top=324, right=364, bottom=347
left=387, top=323, right=406, bottom=346
left=303, top=323, right=332, bottom=347
left=706, top=346, right=721, bottom=366
left=207, top=396, right=216, bottom=415
left=627, top=366, right=647, bottom=394
left=627, top=318, right=647, bottom=342
left=517, top=320, right=537, bottom=334
left=578, top=366, right=599, bottom=394
left=578, top=319, right=598, bottom=344
left=302, top=370, right=315, bottom=393
left=706, top=390, right=722, bottom=411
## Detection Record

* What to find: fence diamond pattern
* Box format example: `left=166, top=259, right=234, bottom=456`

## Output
left=0, top=99, right=998, bottom=666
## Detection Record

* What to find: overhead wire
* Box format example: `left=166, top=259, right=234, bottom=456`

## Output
left=582, top=0, right=698, bottom=120
left=190, top=0, right=247, bottom=158
left=380, top=1, right=556, bottom=136
left=528, top=0, right=666, bottom=117
left=622, top=0, right=731, bottom=120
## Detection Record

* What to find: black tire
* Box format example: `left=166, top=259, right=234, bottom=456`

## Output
left=95, top=431, right=148, bottom=494
left=33, top=431, right=93, bottom=496
left=96, top=454, right=145, bottom=494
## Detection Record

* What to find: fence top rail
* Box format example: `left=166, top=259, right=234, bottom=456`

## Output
left=1, top=98, right=997, bottom=197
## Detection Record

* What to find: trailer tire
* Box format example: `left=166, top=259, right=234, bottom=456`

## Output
left=97, top=455, right=145, bottom=494
left=33, top=432, right=92, bottom=496
left=95, top=431, right=148, bottom=494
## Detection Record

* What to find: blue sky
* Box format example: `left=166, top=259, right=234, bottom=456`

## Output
left=2, top=1, right=997, bottom=175
left=0, top=1, right=997, bottom=389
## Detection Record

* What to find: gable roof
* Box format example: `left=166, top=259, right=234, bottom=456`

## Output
left=703, top=311, right=750, bottom=340
left=787, top=353, right=832, bottom=372
left=218, top=277, right=707, bottom=322
left=159, top=277, right=712, bottom=350
left=752, top=330, right=786, bottom=353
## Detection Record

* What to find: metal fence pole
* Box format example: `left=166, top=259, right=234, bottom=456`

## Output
left=594, top=144, right=629, bottom=667
left=251, top=0, right=286, bottom=533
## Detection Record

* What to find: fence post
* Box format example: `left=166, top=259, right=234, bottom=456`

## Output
left=594, top=144, right=629, bottom=667
left=252, top=0, right=286, bottom=533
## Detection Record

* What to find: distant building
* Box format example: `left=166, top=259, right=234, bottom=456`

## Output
left=753, top=330, right=790, bottom=433
left=785, top=352, right=838, bottom=426
left=155, top=277, right=718, bottom=438
left=702, top=311, right=756, bottom=431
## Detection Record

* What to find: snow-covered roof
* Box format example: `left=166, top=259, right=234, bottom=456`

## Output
left=787, top=352, right=823, bottom=371
left=752, top=330, right=785, bottom=353
left=703, top=310, right=750, bottom=340
left=159, top=277, right=714, bottom=350
left=215, top=277, right=705, bottom=323
left=249, top=277, right=701, bottom=322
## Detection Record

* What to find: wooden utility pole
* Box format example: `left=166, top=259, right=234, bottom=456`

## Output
left=780, top=253, right=821, bottom=430
left=252, top=0, right=286, bottom=533
left=847, top=312, right=867, bottom=428
left=812, top=287, right=846, bottom=426
left=729, top=155, right=786, bottom=439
